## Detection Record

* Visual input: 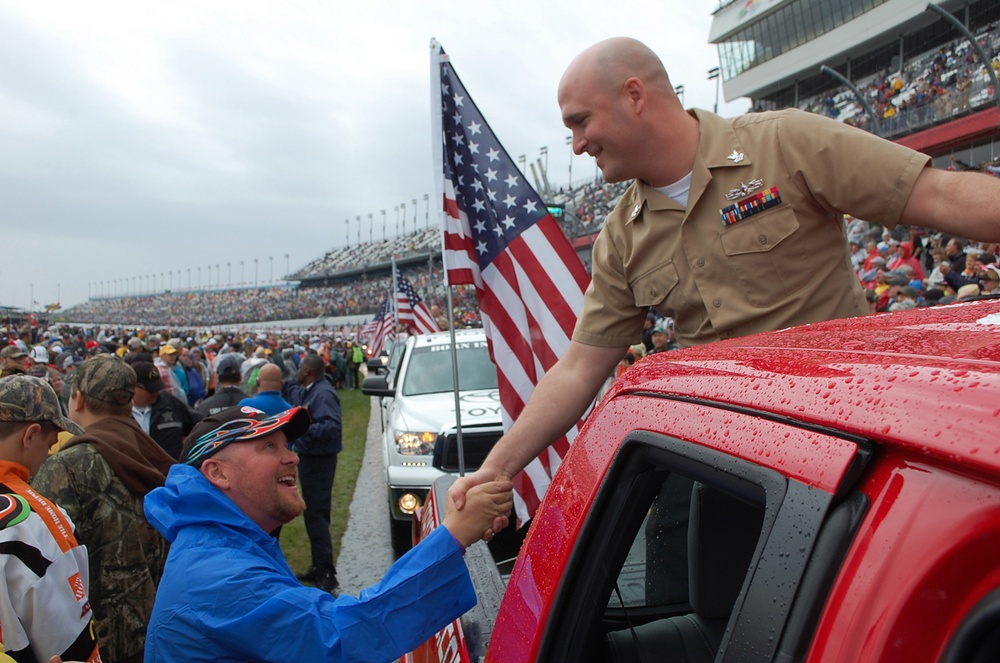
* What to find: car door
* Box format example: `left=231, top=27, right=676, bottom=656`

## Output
left=490, top=395, right=870, bottom=663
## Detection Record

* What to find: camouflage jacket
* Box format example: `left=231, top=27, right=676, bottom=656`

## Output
left=32, top=442, right=168, bottom=663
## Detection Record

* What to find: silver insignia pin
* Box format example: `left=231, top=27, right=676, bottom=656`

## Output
left=727, top=150, right=744, bottom=163
left=725, top=178, right=764, bottom=201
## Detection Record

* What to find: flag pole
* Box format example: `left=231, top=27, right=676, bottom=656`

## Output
left=432, top=38, right=466, bottom=477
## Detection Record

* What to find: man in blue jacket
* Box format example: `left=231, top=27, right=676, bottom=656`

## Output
left=143, top=405, right=513, bottom=662
left=280, top=353, right=342, bottom=592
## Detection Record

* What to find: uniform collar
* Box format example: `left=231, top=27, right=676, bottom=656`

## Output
left=628, top=108, right=752, bottom=223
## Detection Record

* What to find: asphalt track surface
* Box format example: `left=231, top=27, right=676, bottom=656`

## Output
left=334, top=398, right=395, bottom=595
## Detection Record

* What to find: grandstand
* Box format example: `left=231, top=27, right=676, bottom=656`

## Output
left=709, top=0, right=999, bottom=167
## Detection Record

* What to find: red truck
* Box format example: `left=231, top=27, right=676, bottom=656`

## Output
left=405, top=298, right=1000, bottom=663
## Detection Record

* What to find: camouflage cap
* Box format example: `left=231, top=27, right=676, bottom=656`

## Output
left=0, top=375, right=84, bottom=435
left=74, top=354, right=136, bottom=405
left=0, top=345, right=27, bottom=360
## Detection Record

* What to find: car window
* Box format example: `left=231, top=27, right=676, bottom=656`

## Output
left=537, top=430, right=845, bottom=663
left=401, top=341, right=498, bottom=396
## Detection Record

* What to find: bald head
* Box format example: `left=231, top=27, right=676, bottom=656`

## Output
left=257, top=363, right=283, bottom=392
left=559, top=37, right=674, bottom=104
left=558, top=37, right=700, bottom=186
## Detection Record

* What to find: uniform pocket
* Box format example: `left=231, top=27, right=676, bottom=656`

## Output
left=719, top=206, right=800, bottom=307
left=630, top=260, right=680, bottom=308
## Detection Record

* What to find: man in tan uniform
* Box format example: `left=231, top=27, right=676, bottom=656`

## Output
left=455, top=37, right=1000, bottom=525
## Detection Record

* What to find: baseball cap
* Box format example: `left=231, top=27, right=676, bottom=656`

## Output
left=131, top=361, right=164, bottom=392
left=0, top=375, right=84, bottom=435
left=215, top=353, right=243, bottom=381
left=158, top=344, right=177, bottom=356
left=29, top=346, right=49, bottom=364
left=182, top=405, right=311, bottom=468
left=128, top=337, right=145, bottom=351
left=74, top=355, right=136, bottom=406
left=0, top=346, right=27, bottom=360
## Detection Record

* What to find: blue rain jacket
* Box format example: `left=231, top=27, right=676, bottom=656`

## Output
left=144, top=464, right=475, bottom=662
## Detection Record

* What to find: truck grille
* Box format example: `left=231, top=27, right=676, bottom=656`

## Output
left=433, top=429, right=503, bottom=472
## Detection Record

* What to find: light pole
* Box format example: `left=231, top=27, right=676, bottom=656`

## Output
left=674, top=84, right=685, bottom=106
left=215, top=264, right=220, bottom=289
left=423, top=193, right=429, bottom=229
left=284, top=253, right=290, bottom=281
left=394, top=206, right=399, bottom=236
left=540, top=146, right=548, bottom=177
left=381, top=209, right=386, bottom=240
left=368, top=213, right=373, bottom=244
left=356, top=216, right=361, bottom=245
left=344, top=218, right=350, bottom=247
left=412, top=198, right=417, bottom=231
left=227, top=262, right=231, bottom=287
left=240, top=260, right=245, bottom=286
left=708, top=67, right=720, bottom=113
left=254, top=258, right=258, bottom=287
left=269, top=256, right=273, bottom=285
left=518, top=154, right=526, bottom=173
left=400, top=202, right=407, bottom=235
left=566, top=135, right=574, bottom=189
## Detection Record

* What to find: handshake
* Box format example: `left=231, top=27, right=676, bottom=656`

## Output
left=442, top=479, right=514, bottom=548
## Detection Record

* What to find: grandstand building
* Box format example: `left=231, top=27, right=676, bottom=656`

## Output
left=709, top=0, right=1000, bottom=168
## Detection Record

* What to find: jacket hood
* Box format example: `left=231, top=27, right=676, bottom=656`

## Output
left=145, top=464, right=276, bottom=550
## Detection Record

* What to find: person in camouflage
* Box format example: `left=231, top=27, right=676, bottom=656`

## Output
left=31, top=355, right=175, bottom=663
left=0, top=375, right=101, bottom=662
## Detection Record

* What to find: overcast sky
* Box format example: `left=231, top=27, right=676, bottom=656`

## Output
left=1, top=1, right=748, bottom=311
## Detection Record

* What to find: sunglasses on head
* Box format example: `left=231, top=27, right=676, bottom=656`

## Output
left=184, top=413, right=288, bottom=466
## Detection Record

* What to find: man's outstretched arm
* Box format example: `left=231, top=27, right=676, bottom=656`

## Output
left=452, top=340, right=627, bottom=526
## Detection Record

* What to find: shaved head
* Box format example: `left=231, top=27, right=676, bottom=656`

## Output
left=560, top=37, right=673, bottom=102
left=558, top=37, right=699, bottom=186
left=257, top=363, right=283, bottom=391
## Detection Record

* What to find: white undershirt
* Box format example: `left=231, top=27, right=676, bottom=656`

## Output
left=653, top=171, right=693, bottom=208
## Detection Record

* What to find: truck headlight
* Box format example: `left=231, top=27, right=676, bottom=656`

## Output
left=395, top=431, right=436, bottom=455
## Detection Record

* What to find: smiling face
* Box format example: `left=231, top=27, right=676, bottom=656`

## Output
left=559, top=65, right=640, bottom=184
left=205, top=430, right=304, bottom=533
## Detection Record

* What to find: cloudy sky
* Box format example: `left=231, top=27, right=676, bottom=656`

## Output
left=1, top=1, right=748, bottom=311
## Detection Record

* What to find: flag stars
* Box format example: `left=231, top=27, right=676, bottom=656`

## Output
left=454, top=93, right=464, bottom=107
left=453, top=133, right=465, bottom=146
left=476, top=240, right=488, bottom=255
left=505, top=174, right=519, bottom=188
left=485, top=168, right=498, bottom=182
left=471, top=180, right=484, bottom=192
left=492, top=225, right=504, bottom=238
left=474, top=218, right=487, bottom=233
left=452, top=111, right=462, bottom=124
left=487, top=189, right=497, bottom=202
left=502, top=215, right=516, bottom=229
left=523, top=199, right=538, bottom=214
left=486, top=148, right=500, bottom=162
left=454, top=152, right=464, bottom=166
left=503, top=194, right=518, bottom=209
left=468, top=121, right=481, bottom=135
left=469, top=141, right=479, bottom=154
left=473, top=198, right=486, bottom=213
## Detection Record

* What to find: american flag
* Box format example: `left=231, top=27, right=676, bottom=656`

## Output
left=394, top=266, right=441, bottom=335
left=431, top=42, right=591, bottom=524
left=363, top=291, right=395, bottom=358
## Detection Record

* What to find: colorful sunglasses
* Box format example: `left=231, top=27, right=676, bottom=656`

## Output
left=184, top=410, right=299, bottom=466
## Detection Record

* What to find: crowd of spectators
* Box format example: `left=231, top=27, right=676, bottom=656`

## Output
left=797, top=19, right=1000, bottom=137
left=62, top=177, right=633, bottom=329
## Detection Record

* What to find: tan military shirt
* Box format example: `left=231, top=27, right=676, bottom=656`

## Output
left=574, top=108, right=929, bottom=349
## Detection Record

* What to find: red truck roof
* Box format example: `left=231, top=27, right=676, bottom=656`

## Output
left=613, top=299, right=1000, bottom=478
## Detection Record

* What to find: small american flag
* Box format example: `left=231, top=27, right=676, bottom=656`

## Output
left=394, top=267, right=441, bottom=335
left=431, top=42, right=591, bottom=524
left=363, top=292, right=395, bottom=358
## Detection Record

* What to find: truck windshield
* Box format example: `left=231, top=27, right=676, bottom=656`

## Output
left=401, top=342, right=499, bottom=396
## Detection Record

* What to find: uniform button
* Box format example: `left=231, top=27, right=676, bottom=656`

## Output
left=650, top=289, right=658, bottom=298
left=758, top=234, right=767, bottom=244
left=713, top=299, right=722, bottom=308
left=696, top=258, right=705, bottom=268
